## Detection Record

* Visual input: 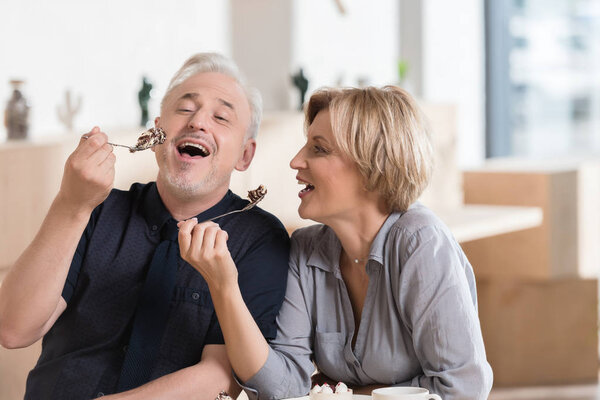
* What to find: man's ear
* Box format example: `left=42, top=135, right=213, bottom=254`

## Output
left=235, top=138, right=256, bottom=171
left=151, top=117, right=161, bottom=153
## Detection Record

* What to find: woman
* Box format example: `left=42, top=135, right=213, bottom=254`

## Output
left=178, top=86, right=493, bottom=400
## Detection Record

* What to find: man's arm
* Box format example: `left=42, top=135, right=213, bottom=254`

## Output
left=100, top=344, right=241, bottom=400
left=0, top=128, right=115, bottom=348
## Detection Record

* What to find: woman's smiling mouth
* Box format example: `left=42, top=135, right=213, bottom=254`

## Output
left=297, top=179, right=315, bottom=198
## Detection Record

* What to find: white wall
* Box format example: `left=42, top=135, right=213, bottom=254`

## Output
left=231, top=0, right=294, bottom=111
left=0, top=0, right=229, bottom=140
left=421, top=0, right=486, bottom=168
left=231, top=0, right=400, bottom=111
left=292, top=0, right=400, bottom=94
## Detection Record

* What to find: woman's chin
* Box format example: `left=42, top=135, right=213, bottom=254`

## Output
left=297, top=206, right=315, bottom=221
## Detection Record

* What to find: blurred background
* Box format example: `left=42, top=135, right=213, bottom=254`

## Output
left=1, top=0, right=600, bottom=399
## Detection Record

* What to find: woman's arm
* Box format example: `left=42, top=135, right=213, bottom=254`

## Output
left=178, top=220, right=270, bottom=381
left=178, top=221, right=315, bottom=399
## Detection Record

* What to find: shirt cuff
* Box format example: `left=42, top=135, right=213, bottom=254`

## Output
left=237, top=348, right=288, bottom=400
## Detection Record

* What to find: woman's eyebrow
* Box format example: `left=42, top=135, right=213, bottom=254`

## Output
left=311, top=135, right=329, bottom=144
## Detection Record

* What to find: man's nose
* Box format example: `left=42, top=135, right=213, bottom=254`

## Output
left=188, top=112, right=207, bottom=131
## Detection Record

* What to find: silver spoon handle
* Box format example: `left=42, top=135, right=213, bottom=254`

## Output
left=203, top=203, right=257, bottom=223
left=81, top=135, right=136, bottom=151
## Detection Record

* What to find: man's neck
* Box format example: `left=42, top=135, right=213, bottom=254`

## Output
left=155, top=180, right=229, bottom=221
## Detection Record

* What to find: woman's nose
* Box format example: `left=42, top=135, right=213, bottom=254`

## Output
left=289, top=147, right=306, bottom=170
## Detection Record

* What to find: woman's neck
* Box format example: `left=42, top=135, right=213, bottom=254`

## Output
left=327, top=202, right=390, bottom=267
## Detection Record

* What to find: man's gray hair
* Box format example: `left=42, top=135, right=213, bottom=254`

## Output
left=162, top=53, right=262, bottom=139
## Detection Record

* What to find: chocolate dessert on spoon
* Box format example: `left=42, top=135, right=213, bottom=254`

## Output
left=82, top=126, right=167, bottom=153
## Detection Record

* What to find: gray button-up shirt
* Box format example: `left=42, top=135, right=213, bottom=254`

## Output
left=243, top=204, right=493, bottom=400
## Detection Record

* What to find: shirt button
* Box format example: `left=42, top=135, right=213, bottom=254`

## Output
left=122, top=345, right=128, bottom=352
left=354, top=361, right=360, bottom=367
left=151, top=225, right=158, bottom=231
left=191, top=292, right=200, bottom=300
left=97, top=392, right=105, bottom=397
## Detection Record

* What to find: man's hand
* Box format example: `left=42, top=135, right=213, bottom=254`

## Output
left=178, top=220, right=238, bottom=292
left=57, top=126, right=116, bottom=215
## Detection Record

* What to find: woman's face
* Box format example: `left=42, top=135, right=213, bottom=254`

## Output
left=290, top=110, right=369, bottom=225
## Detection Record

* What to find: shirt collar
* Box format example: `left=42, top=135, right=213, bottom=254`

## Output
left=369, top=211, right=403, bottom=264
left=306, top=211, right=404, bottom=274
left=141, top=182, right=238, bottom=231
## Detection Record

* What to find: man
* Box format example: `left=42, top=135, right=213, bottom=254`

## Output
left=0, top=53, right=290, bottom=399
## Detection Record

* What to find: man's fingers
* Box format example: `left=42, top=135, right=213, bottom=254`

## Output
left=87, top=142, right=114, bottom=166
left=76, top=127, right=108, bottom=159
left=99, top=151, right=116, bottom=172
left=79, top=126, right=99, bottom=144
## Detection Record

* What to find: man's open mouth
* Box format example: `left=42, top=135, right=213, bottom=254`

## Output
left=177, top=142, right=210, bottom=158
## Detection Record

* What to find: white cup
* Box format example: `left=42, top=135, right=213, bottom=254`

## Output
left=371, top=387, right=442, bottom=400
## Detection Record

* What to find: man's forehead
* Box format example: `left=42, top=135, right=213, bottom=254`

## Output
left=177, top=72, right=242, bottom=96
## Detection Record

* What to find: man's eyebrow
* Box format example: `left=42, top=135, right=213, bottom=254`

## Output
left=177, top=94, right=237, bottom=115
left=218, top=98, right=236, bottom=112
left=179, top=93, right=198, bottom=100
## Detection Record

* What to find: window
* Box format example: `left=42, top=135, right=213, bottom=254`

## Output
left=486, top=0, right=600, bottom=158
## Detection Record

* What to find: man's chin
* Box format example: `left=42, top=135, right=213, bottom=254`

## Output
left=158, top=174, right=203, bottom=198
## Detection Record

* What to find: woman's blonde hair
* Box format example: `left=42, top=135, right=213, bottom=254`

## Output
left=305, top=86, right=433, bottom=212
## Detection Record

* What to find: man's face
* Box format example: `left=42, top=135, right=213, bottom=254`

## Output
left=154, top=72, right=255, bottom=200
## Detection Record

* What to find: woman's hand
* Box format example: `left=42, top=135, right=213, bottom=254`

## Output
left=177, top=219, right=238, bottom=291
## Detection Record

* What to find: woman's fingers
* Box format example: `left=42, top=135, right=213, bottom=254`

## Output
left=177, top=220, right=225, bottom=268
left=215, top=229, right=229, bottom=253
left=201, top=225, right=219, bottom=254
left=177, top=218, right=198, bottom=259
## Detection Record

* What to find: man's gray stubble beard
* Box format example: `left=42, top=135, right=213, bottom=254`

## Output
left=161, top=154, right=218, bottom=198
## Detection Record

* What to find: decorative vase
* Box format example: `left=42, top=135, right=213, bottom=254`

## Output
left=4, top=79, right=30, bottom=140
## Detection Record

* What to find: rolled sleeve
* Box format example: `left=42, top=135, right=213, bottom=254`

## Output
left=239, top=348, right=291, bottom=400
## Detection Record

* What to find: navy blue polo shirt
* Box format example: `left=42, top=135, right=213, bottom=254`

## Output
left=24, top=182, right=290, bottom=399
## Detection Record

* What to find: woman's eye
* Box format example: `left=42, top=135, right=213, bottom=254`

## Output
left=215, top=115, right=229, bottom=122
left=177, top=108, right=192, bottom=113
left=313, top=145, right=329, bottom=154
